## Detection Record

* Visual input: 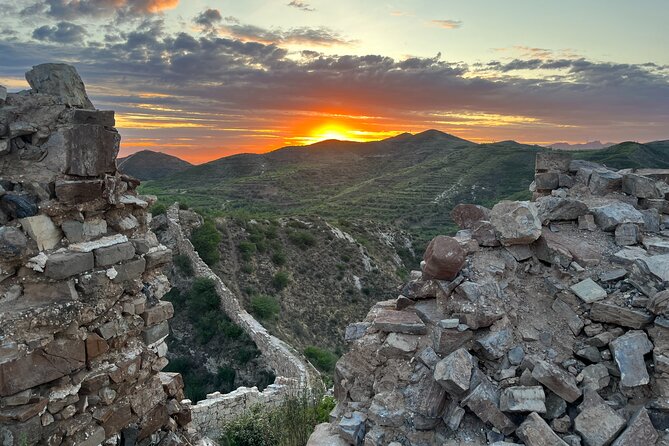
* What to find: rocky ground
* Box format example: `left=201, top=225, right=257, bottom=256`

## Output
left=309, top=152, right=669, bottom=445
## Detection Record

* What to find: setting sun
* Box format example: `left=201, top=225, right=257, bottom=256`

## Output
left=310, top=123, right=356, bottom=143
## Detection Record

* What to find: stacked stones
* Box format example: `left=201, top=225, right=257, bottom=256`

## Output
left=309, top=152, right=669, bottom=445
left=0, top=64, right=189, bottom=445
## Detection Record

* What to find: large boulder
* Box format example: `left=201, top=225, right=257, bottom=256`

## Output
left=490, top=201, right=541, bottom=246
left=622, top=173, right=665, bottom=199
left=451, top=204, right=490, bottom=229
left=589, top=169, right=623, bottom=195
left=25, top=63, right=94, bottom=109
left=590, top=202, right=645, bottom=231
left=423, top=235, right=466, bottom=280
left=535, top=196, right=588, bottom=224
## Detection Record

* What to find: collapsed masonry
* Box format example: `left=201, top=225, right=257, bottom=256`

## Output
left=0, top=64, right=190, bottom=445
left=310, top=152, right=669, bottom=445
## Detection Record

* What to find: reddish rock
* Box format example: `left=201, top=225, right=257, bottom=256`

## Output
left=423, top=235, right=466, bottom=280
left=451, top=204, right=490, bottom=229
left=85, top=333, right=110, bottom=360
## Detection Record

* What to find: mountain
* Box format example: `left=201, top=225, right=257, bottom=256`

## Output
left=548, top=140, right=614, bottom=150
left=573, top=140, right=669, bottom=169
left=117, top=149, right=192, bottom=180
left=143, top=131, right=669, bottom=249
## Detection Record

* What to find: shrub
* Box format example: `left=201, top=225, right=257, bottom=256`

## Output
left=216, top=366, right=236, bottom=392
left=288, top=230, right=316, bottom=249
left=303, top=346, right=338, bottom=373
left=220, top=392, right=335, bottom=446
left=241, top=263, right=254, bottom=274
left=191, top=219, right=222, bottom=266
left=188, top=278, right=219, bottom=317
left=250, top=294, right=280, bottom=319
left=238, top=241, right=257, bottom=261
left=271, top=251, right=286, bottom=266
left=272, top=271, right=290, bottom=290
left=174, top=254, right=194, bottom=276
left=235, top=346, right=260, bottom=364
left=163, top=287, right=185, bottom=311
left=220, top=406, right=278, bottom=446
left=150, top=203, right=167, bottom=216
left=178, top=202, right=189, bottom=210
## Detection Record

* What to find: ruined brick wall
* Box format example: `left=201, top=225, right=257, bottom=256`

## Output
left=0, top=64, right=189, bottom=445
left=165, top=204, right=322, bottom=437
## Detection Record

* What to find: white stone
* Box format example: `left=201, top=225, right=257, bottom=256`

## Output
left=106, top=267, right=118, bottom=279
left=26, top=252, right=48, bottom=272
left=20, top=215, right=62, bottom=250
left=69, top=234, right=128, bottom=252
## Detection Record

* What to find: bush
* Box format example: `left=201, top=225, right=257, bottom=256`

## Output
left=150, top=203, right=167, bottom=216
left=272, top=271, right=290, bottom=290
left=178, top=202, right=189, bottom=210
left=216, top=366, right=236, bottom=392
left=238, top=241, right=257, bottom=261
left=191, top=219, right=222, bottom=266
left=163, top=287, right=185, bottom=311
left=288, top=230, right=316, bottom=249
left=220, top=393, right=336, bottom=446
left=271, top=251, right=286, bottom=266
left=303, top=346, right=338, bottom=373
left=188, top=278, right=219, bottom=317
left=250, top=294, right=280, bottom=319
left=235, top=346, right=260, bottom=364
left=174, top=254, right=194, bottom=276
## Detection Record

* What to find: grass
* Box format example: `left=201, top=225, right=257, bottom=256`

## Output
left=219, top=393, right=336, bottom=446
left=192, top=219, right=222, bottom=266
left=250, top=294, right=281, bottom=320
left=303, top=346, right=338, bottom=374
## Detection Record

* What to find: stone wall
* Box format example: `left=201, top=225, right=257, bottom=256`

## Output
left=165, top=203, right=322, bottom=436
left=0, top=64, right=189, bottom=445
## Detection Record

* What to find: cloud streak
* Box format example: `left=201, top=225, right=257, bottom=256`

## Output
left=287, top=1, right=315, bottom=12
left=431, top=19, right=462, bottom=29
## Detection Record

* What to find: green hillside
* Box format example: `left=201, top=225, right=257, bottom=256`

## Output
left=142, top=131, right=669, bottom=247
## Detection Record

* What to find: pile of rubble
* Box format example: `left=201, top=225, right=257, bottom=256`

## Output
left=0, top=64, right=190, bottom=445
left=309, top=152, right=669, bottom=445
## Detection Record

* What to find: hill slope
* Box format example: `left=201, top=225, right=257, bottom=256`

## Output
left=143, top=131, right=669, bottom=247
left=118, top=149, right=192, bottom=180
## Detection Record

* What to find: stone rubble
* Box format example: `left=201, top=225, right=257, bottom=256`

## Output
left=309, top=151, right=669, bottom=445
left=0, top=65, right=191, bottom=445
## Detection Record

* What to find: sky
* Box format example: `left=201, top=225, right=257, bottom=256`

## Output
left=1, top=0, right=668, bottom=163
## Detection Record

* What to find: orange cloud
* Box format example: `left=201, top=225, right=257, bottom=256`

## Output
left=144, top=0, right=178, bottom=13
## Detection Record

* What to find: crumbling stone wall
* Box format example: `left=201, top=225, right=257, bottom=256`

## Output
left=0, top=64, right=189, bottom=445
left=165, top=203, right=322, bottom=436
left=310, top=151, right=669, bottom=445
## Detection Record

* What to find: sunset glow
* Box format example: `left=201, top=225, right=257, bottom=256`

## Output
left=1, top=0, right=667, bottom=163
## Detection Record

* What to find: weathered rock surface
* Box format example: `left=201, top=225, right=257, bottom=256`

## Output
left=422, top=235, right=466, bottom=280
left=490, top=200, right=542, bottom=246
left=25, top=63, right=94, bottom=109
left=610, top=330, right=653, bottom=387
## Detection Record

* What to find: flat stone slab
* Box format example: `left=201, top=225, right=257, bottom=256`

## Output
left=570, top=278, right=607, bottom=303
left=532, top=359, right=581, bottom=403
left=434, top=348, right=475, bottom=396
left=575, top=401, right=626, bottom=446
left=611, top=407, right=658, bottom=446
left=516, top=412, right=568, bottom=446
left=500, top=386, right=546, bottom=413
left=642, top=237, right=669, bottom=255
left=372, top=310, right=427, bottom=335
left=640, top=254, right=669, bottom=282
left=590, top=302, right=654, bottom=329
left=599, top=268, right=627, bottom=282
left=610, top=330, right=653, bottom=388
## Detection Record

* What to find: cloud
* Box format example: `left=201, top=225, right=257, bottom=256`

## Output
left=23, top=0, right=178, bottom=19
left=1, top=15, right=668, bottom=157
left=219, top=23, right=352, bottom=47
left=287, top=1, right=315, bottom=12
left=431, top=19, right=462, bottom=29
left=194, top=8, right=222, bottom=31
left=32, top=21, right=88, bottom=43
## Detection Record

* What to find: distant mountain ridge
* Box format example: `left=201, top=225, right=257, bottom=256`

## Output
left=141, top=130, right=669, bottom=246
left=548, top=140, right=615, bottom=150
left=117, top=150, right=192, bottom=180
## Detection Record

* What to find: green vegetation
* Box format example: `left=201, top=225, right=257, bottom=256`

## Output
left=303, top=346, right=338, bottom=374
left=250, top=294, right=281, bottom=319
left=150, top=202, right=167, bottom=216
left=272, top=271, right=291, bottom=290
left=271, top=251, right=286, bottom=266
left=238, top=241, right=257, bottom=261
left=174, top=254, right=194, bottom=276
left=288, top=230, right=316, bottom=249
left=191, top=219, right=222, bottom=266
left=220, top=393, right=336, bottom=446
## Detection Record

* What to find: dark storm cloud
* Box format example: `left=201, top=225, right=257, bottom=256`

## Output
left=32, top=21, right=88, bottom=43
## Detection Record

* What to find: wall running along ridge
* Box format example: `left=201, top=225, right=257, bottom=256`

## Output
left=165, top=203, right=323, bottom=438
left=0, top=64, right=190, bottom=445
